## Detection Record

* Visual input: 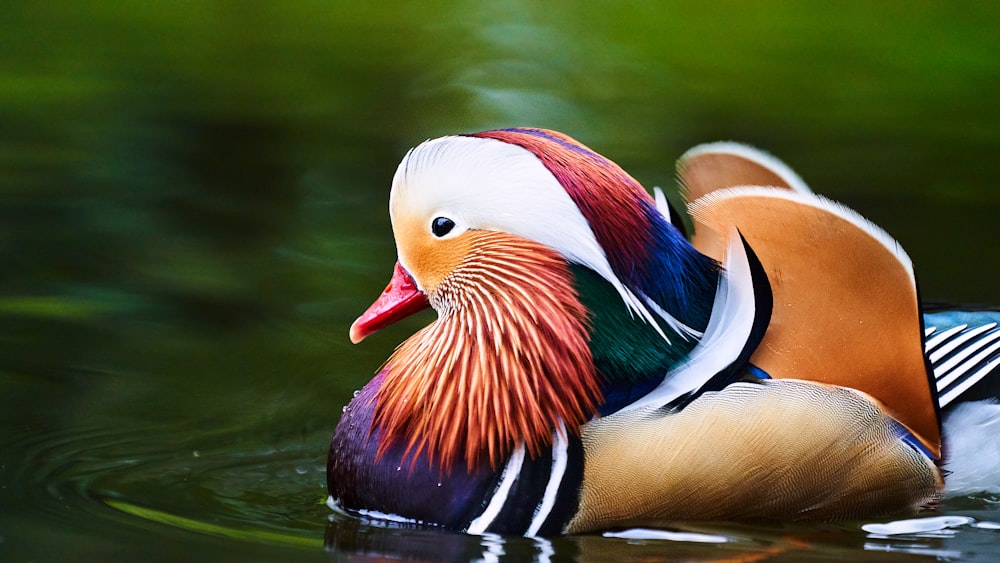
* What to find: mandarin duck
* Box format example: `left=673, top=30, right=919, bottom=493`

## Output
left=327, top=128, right=1000, bottom=535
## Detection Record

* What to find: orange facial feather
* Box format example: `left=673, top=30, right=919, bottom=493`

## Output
left=372, top=231, right=601, bottom=473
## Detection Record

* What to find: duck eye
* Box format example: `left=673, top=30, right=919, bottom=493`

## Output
left=431, top=217, right=455, bottom=237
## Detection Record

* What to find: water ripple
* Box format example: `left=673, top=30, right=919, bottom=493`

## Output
left=1, top=419, right=330, bottom=546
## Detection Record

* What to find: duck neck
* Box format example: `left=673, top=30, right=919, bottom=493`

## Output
left=574, top=215, right=720, bottom=407
left=635, top=208, right=721, bottom=337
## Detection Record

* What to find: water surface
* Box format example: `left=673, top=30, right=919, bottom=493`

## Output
left=2, top=2, right=1000, bottom=561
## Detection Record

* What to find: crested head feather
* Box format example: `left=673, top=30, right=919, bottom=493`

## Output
left=392, top=132, right=698, bottom=342
left=392, top=135, right=617, bottom=293
left=372, top=231, right=601, bottom=472
left=469, top=128, right=657, bottom=273
left=467, top=128, right=719, bottom=340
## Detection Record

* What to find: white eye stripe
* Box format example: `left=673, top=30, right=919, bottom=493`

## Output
left=394, top=136, right=603, bottom=267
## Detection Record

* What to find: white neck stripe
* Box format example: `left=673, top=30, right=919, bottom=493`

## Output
left=466, top=442, right=525, bottom=534
left=526, top=420, right=568, bottom=536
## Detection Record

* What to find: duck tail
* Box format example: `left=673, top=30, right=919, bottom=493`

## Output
left=926, top=305, right=1000, bottom=496
left=923, top=305, right=1000, bottom=408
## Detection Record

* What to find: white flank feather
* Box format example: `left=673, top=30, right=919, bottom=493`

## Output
left=942, top=400, right=1000, bottom=496
left=652, top=186, right=672, bottom=222
left=618, top=228, right=756, bottom=413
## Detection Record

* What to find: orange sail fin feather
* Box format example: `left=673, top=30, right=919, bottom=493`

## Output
left=689, top=187, right=940, bottom=456
left=677, top=141, right=812, bottom=200
left=372, top=231, right=601, bottom=472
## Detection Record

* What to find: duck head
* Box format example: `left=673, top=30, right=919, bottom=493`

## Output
left=349, top=128, right=720, bottom=472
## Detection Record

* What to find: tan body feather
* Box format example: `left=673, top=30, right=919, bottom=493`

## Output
left=567, top=379, right=941, bottom=533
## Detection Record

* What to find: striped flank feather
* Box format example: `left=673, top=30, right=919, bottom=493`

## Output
left=924, top=309, right=1000, bottom=408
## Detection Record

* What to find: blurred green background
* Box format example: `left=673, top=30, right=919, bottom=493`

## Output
left=1, top=2, right=998, bottom=561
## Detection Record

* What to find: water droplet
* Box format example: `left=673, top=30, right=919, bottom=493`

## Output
left=396, top=466, right=401, bottom=471
left=342, top=406, right=347, bottom=413
left=353, top=390, right=361, bottom=397
left=192, top=450, right=200, bottom=458
left=295, top=466, right=308, bottom=475
left=437, top=482, right=442, bottom=487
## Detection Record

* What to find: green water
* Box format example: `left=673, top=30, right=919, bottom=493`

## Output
left=2, top=2, right=1000, bottom=561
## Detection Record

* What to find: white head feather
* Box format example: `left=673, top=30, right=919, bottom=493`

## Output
left=390, top=135, right=693, bottom=342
